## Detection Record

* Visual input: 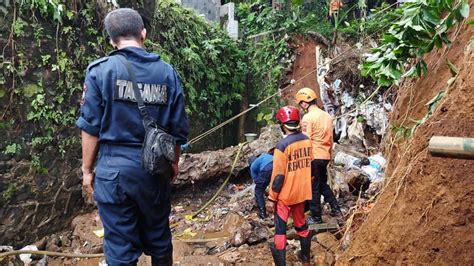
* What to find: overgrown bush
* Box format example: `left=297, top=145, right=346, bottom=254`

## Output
left=149, top=1, right=247, bottom=124
left=361, top=0, right=470, bottom=87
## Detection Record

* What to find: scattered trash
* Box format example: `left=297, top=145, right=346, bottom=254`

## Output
left=361, top=153, right=386, bottom=182
left=93, top=229, right=104, bottom=238
left=334, top=152, right=361, bottom=169
left=362, top=101, right=390, bottom=136
left=178, top=228, right=197, bottom=238
left=0, top=245, right=14, bottom=252
left=333, top=148, right=386, bottom=196
left=19, top=245, right=38, bottom=264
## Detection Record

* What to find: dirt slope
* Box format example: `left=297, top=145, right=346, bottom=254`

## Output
left=282, top=37, right=322, bottom=105
left=339, top=8, right=474, bottom=265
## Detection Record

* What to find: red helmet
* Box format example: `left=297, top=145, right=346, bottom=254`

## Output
left=276, top=106, right=300, bottom=124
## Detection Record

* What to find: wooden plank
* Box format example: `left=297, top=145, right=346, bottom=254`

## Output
left=309, top=222, right=339, bottom=232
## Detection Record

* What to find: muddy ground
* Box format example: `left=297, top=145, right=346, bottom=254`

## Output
left=13, top=177, right=356, bottom=265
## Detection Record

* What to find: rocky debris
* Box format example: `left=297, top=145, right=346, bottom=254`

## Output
left=314, top=250, right=336, bottom=265
left=231, top=220, right=253, bottom=247
left=11, top=125, right=382, bottom=265
left=315, top=232, right=339, bottom=253
left=70, top=212, right=103, bottom=254
left=218, top=248, right=243, bottom=263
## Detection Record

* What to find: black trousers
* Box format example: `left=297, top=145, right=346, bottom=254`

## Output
left=309, top=159, right=339, bottom=218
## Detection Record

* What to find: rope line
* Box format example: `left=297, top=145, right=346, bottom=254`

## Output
left=170, top=142, right=247, bottom=229
left=0, top=250, right=104, bottom=259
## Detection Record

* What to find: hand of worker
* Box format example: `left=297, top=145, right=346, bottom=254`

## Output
left=265, top=201, right=275, bottom=214
left=82, top=171, right=95, bottom=203
left=171, top=163, right=179, bottom=183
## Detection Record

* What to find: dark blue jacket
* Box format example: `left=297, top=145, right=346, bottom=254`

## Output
left=76, top=47, right=189, bottom=145
left=250, top=154, right=273, bottom=183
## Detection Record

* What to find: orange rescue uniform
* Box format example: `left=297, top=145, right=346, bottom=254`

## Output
left=268, top=132, right=313, bottom=205
left=301, top=106, right=333, bottom=160
left=329, top=0, right=343, bottom=17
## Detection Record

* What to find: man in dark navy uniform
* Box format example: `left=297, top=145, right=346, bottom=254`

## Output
left=77, top=8, right=188, bottom=266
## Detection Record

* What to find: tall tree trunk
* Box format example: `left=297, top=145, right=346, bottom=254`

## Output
left=238, top=77, right=250, bottom=143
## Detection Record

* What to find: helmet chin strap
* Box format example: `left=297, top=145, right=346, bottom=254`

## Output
left=300, top=102, right=310, bottom=113
left=283, top=124, right=300, bottom=130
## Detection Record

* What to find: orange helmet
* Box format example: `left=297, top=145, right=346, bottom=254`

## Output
left=295, top=87, right=317, bottom=104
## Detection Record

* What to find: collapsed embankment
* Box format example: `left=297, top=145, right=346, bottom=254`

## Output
left=339, top=8, right=474, bottom=265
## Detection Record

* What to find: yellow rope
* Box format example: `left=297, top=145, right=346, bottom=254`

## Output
left=171, top=142, right=247, bottom=229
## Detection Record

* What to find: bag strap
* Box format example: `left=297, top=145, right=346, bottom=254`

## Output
left=116, top=54, right=167, bottom=131
left=116, top=54, right=151, bottom=121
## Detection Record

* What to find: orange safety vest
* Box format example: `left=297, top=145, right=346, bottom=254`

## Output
left=329, top=0, right=343, bottom=17
left=269, top=132, right=313, bottom=205
left=301, top=106, right=333, bottom=160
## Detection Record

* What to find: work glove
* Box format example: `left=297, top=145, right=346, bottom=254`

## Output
left=180, top=143, right=189, bottom=153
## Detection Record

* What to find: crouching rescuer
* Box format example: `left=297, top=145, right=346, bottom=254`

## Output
left=248, top=151, right=273, bottom=219
left=267, top=106, right=313, bottom=266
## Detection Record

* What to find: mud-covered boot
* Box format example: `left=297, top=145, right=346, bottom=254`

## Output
left=307, top=215, right=323, bottom=225
left=258, top=207, right=267, bottom=219
left=298, top=235, right=312, bottom=265
left=270, top=243, right=286, bottom=266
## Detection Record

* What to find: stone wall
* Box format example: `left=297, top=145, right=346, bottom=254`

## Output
left=0, top=156, right=86, bottom=248
left=180, top=0, right=221, bottom=22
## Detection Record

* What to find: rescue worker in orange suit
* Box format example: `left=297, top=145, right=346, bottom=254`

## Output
left=266, top=106, right=313, bottom=266
left=328, top=0, right=343, bottom=24
left=296, top=87, right=342, bottom=225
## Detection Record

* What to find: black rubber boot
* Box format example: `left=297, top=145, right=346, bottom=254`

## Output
left=298, top=234, right=312, bottom=265
left=330, top=206, right=343, bottom=217
left=270, top=243, right=286, bottom=266
left=258, top=207, right=267, bottom=219
left=152, top=254, right=172, bottom=266
left=307, top=215, right=324, bottom=225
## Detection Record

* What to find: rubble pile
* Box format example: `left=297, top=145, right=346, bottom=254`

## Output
left=175, top=126, right=282, bottom=186
left=3, top=122, right=390, bottom=265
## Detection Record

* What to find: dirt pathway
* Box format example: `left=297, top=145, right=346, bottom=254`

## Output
left=281, top=36, right=322, bottom=105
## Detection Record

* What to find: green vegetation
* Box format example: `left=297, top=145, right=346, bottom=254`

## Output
left=148, top=1, right=247, bottom=123
left=2, top=0, right=468, bottom=167
left=3, top=143, right=22, bottom=155
left=237, top=2, right=333, bottom=121
left=339, top=3, right=403, bottom=41
left=1, top=181, right=17, bottom=206
left=361, top=0, right=470, bottom=87
left=1, top=1, right=105, bottom=168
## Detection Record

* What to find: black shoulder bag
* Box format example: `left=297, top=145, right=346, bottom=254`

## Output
left=116, top=54, right=176, bottom=177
